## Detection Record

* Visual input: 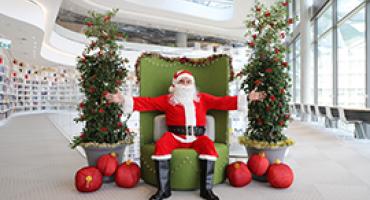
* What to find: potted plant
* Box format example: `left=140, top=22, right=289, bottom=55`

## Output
left=70, top=9, right=133, bottom=182
left=239, top=0, right=296, bottom=181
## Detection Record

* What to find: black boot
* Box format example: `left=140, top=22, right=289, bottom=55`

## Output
left=149, top=160, right=171, bottom=200
left=200, top=160, right=219, bottom=200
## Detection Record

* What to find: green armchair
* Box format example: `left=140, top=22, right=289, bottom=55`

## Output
left=138, top=53, right=232, bottom=190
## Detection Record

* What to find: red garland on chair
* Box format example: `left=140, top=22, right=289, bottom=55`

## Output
left=134, top=53, right=235, bottom=83
left=96, top=153, right=119, bottom=176
left=75, top=166, right=103, bottom=192
left=267, top=160, right=294, bottom=188
left=247, top=152, right=270, bottom=176
left=115, top=160, right=141, bottom=188
left=226, top=161, right=252, bottom=187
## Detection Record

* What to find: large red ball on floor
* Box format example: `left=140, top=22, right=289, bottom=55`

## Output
left=247, top=152, right=270, bottom=176
left=75, top=166, right=103, bottom=192
left=96, top=153, right=119, bottom=176
left=267, top=160, right=294, bottom=188
left=226, top=161, right=252, bottom=187
left=115, top=160, right=141, bottom=188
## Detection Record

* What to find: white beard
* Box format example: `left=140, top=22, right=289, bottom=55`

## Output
left=171, top=84, right=198, bottom=106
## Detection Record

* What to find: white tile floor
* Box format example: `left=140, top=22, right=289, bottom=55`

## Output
left=1, top=114, right=370, bottom=200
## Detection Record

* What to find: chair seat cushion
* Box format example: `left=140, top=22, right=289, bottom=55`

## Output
left=140, top=143, right=229, bottom=190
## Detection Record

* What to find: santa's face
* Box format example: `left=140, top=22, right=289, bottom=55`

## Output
left=172, top=77, right=198, bottom=103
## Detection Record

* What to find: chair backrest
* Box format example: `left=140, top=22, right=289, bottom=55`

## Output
left=154, top=114, right=215, bottom=141
left=306, top=105, right=312, bottom=114
left=325, top=106, right=334, bottom=119
left=338, top=107, right=347, bottom=122
left=138, top=53, right=231, bottom=146
left=314, top=105, right=321, bottom=117
left=300, top=104, right=306, bottom=114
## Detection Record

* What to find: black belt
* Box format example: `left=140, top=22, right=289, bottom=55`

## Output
left=168, top=126, right=206, bottom=136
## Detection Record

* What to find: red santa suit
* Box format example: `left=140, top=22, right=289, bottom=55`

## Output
left=122, top=71, right=248, bottom=161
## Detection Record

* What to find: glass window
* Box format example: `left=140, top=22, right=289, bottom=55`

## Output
left=337, top=0, right=364, bottom=20
left=318, top=5, right=333, bottom=36
left=306, top=44, right=315, bottom=104
left=288, top=47, right=294, bottom=102
left=294, top=37, right=301, bottom=103
left=294, top=0, right=300, bottom=25
left=337, top=8, right=366, bottom=108
left=318, top=31, right=333, bottom=105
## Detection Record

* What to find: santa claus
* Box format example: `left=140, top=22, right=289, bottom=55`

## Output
left=106, top=70, right=266, bottom=200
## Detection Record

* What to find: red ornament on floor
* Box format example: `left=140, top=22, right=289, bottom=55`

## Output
left=247, top=152, right=270, bottom=176
left=226, top=161, right=252, bottom=187
left=96, top=153, right=119, bottom=176
left=115, top=160, right=141, bottom=188
left=267, top=160, right=294, bottom=188
left=75, top=166, right=103, bottom=192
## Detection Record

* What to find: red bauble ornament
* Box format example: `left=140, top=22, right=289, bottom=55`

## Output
left=86, top=21, right=93, bottom=27
left=100, top=127, right=108, bottom=132
left=75, top=167, right=103, bottom=192
left=282, top=2, right=289, bottom=7
left=115, top=160, right=141, bottom=188
left=254, top=79, right=262, bottom=86
left=248, top=42, right=255, bottom=48
left=80, top=133, right=86, bottom=139
left=118, top=113, right=123, bottom=118
left=102, top=90, right=109, bottom=97
left=274, top=48, right=280, bottom=54
left=265, top=68, right=273, bottom=73
left=280, top=88, right=285, bottom=94
left=247, top=152, right=270, bottom=176
left=226, top=161, right=252, bottom=187
left=96, top=153, right=119, bottom=176
left=265, top=11, right=271, bottom=17
left=117, top=122, right=123, bottom=127
left=279, top=121, right=285, bottom=126
left=280, top=32, right=286, bottom=39
left=252, top=34, right=257, bottom=40
left=267, top=160, right=294, bottom=188
left=104, top=15, right=111, bottom=22
left=0, top=57, right=2, bottom=65
left=98, top=108, right=104, bottom=113
left=79, top=102, right=85, bottom=109
left=288, top=18, right=294, bottom=25
left=270, top=95, right=276, bottom=102
left=256, top=6, right=261, bottom=12
left=282, top=62, right=288, bottom=67
left=89, top=87, right=96, bottom=94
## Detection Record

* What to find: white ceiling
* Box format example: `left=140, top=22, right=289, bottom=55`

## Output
left=0, top=0, right=277, bottom=68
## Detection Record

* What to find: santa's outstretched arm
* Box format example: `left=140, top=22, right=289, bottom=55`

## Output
left=105, top=92, right=168, bottom=113
left=201, top=89, right=266, bottom=111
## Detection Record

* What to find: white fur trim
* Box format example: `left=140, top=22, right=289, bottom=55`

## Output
left=199, top=154, right=218, bottom=161
left=172, top=133, right=197, bottom=143
left=151, top=154, right=172, bottom=160
left=173, top=74, right=194, bottom=84
left=183, top=101, right=196, bottom=127
left=237, top=92, right=248, bottom=112
left=122, top=95, right=134, bottom=113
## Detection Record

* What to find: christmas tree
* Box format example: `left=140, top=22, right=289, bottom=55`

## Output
left=240, top=0, right=295, bottom=148
left=71, top=9, right=133, bottom=149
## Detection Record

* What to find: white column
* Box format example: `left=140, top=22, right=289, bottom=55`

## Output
left=176, top=32, right=188, bottom=47
left=300, top=0, right=313, bottom=104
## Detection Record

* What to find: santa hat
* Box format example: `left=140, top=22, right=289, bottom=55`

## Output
left=169, top=70, right=195, bottom=92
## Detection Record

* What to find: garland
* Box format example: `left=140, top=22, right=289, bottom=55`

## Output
left=134, top=52, right=234, bottom=82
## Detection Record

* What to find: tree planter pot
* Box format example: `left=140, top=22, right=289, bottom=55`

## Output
left=83, top=144, right=127, bottom=183
left=245, top=146, right=289, bottom=182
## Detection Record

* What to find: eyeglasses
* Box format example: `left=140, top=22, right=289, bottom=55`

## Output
left=178, top=79, right=193, bottom=85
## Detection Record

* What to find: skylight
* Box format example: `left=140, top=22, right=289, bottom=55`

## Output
left=181, top=0, right=234, bottom=9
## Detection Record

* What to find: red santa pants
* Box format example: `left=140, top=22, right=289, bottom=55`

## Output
left=151, top=132, right=219, bottom=161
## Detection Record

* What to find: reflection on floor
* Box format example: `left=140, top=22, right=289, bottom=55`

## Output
left=1, top=114, right=370, bottom=200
